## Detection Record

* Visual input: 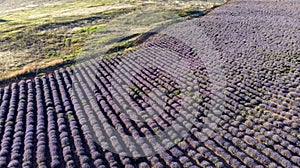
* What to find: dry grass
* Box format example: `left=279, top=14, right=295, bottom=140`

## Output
left=0, top=0, right=222, bottom=85
left=0, top=58, right=64, bottom=81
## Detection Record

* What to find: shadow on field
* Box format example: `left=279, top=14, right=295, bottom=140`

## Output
left=105, top=32, right=157, bottom=54
left=0, top=19, right=8, bottom=23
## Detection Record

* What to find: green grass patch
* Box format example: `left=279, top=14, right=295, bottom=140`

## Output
left=77, top=26, right=106, bottom=34
left=37, top=72, right=46, bottom=77
left=46, top=52, right=60, bottom=58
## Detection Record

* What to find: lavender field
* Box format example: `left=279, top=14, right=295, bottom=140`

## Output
left=0, top=0, right=299, bottom=167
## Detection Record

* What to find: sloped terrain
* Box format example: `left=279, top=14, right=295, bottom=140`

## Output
left=0, top=0, right=299, bottom=167
left=0, top=0, right=218, bottom=82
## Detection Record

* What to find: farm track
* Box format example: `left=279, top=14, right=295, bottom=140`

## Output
left=0, top=0, right=300, bottom=167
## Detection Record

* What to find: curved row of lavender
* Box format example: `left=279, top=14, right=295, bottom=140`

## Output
left=0, top=0, right=299, bottom=167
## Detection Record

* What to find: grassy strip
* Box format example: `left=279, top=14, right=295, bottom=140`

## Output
left=0, top=0, right=223, bottom=86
